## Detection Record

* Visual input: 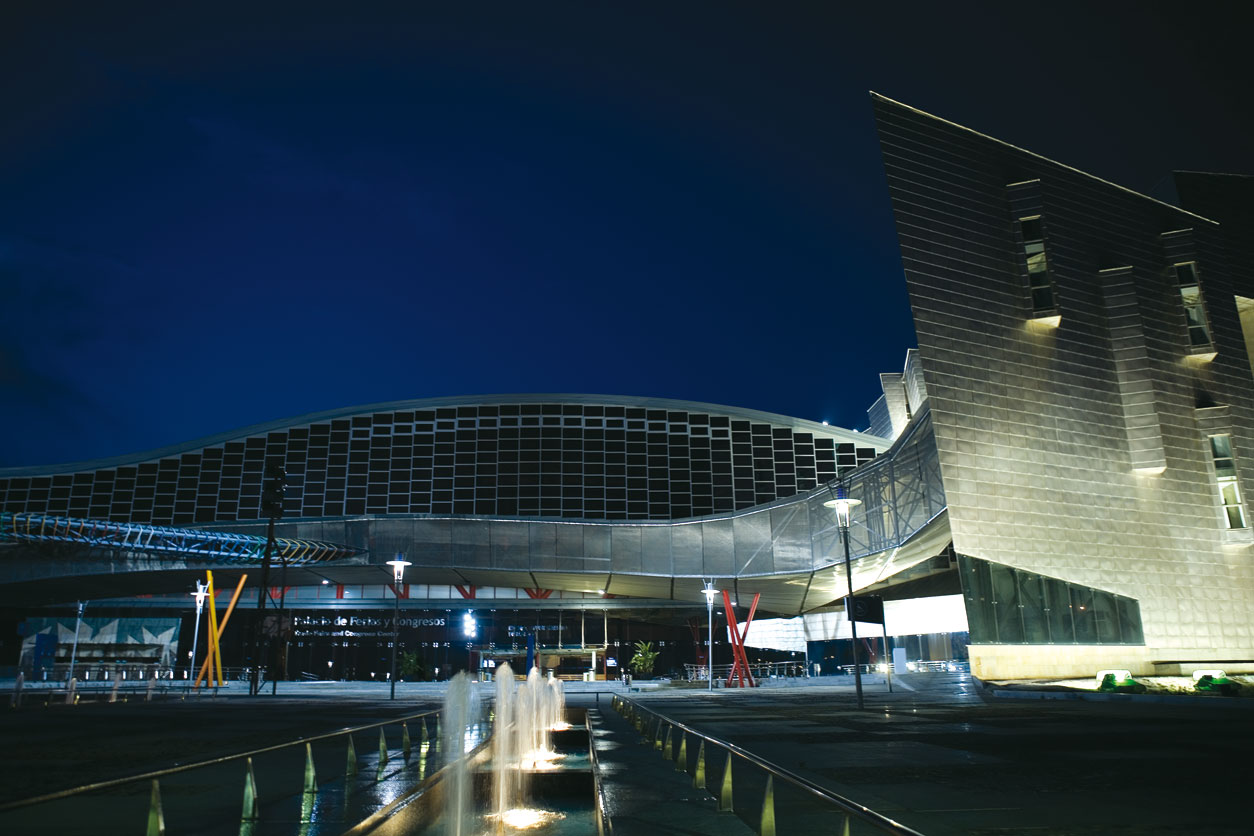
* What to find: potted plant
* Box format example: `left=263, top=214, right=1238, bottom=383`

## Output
left=629, top=641, right=659, bottom=678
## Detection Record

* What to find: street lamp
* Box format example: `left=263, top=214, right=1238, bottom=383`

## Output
left=188, top=582, right=208, bottom=692
left=702, top=580, right=718, bottom=691
left=250, top=463, right=286, bottom=696
left=823, top=483, right=864, bottom=710
left=385, top=555, right=411, bottom=700
left=67, top=601, right=85, bottom=685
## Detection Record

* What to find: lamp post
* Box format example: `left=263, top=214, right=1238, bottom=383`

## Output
left=250, top=463, right=286, bottom=696
left=188, top=582, right=208, bottom=692
left=67, top=601, right=85, bottom=685
left=702, top=580, right=718, bottom=691
left=386, top=555, right=411, bottom=700
left=824, top=483, right=864, bottom=710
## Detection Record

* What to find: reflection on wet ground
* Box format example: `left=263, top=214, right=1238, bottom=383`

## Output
left=627, top=673, right=1254, bottom=835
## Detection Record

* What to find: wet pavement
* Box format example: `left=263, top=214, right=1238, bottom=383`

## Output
left=587, top=700, right=756, bottom=836
left=0, top=687, right=458, bottom=836
left=626, top=674, right=1254, bottom=835
left=3, top=676, right=1250, bottom=835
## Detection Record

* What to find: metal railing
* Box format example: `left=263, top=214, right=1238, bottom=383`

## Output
left=8, top=665, right=269, bottom=707
left=14, top=663, right=259, bottom=684
left=610, top=695, right=926, bottom=836
left=683, top=661, right=811, bottom=682
left=0, top=707, right=454, bottom=835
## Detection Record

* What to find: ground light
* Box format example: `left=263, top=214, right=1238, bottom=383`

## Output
left=385, top=554, right=411, bottom=699
left=495, top=808, right=566, bottom=830
left=1193, top=669, right=1241, bottom=694
left=1096, top=669, right=1147, bottom=693
left=1095, top=669, right=1133, bottom=687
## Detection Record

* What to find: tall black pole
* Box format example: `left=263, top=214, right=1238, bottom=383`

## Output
left=272, top=553, right=287, bottom=696
left=252, top=463, right=286, bottom=697
left=842, top=517, right=865, bottom=710
left=708, top=596, right=714, bottom=691
left=250, top=516, right=274, bottom=696
left=386, top=556, right=409, bottom=700
left=390, top=582, right=400, bottom=700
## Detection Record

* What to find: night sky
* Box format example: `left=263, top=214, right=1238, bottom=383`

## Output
left=2, top=3, right=1249, bottom=468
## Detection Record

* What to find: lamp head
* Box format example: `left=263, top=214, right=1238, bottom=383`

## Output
left=702, top=579, right=718, bottom=605
left=385, top=555, right=412, bottom=583
left=191, top=581, right=208, bottom=608
left=822, top=484, right=862, bottom=528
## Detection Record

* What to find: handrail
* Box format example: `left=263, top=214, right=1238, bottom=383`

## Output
left=615, top=696, right=928, bottom=836
left=0, top=706, right=440, bottom=812
left=682, top=661, right=810, bottom=681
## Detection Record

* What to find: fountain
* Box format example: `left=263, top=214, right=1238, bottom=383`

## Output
left=396, top=665, right=588, bottom=836
left=486, top=664, right=581, bottom=833
left=442, top=672, right=480, bottom=836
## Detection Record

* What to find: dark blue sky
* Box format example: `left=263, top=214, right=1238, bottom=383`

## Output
left=2, top=3, right=1248, bottom=467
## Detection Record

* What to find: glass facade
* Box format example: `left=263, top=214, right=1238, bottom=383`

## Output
left=1019, top=215, right=1056, bottom=314
left=0, top=400, right=879, bottom=526
left=144, top=408, right=945, bottom=582
left=957, top=553, right=1143, bottom=645
left=1175, top=262, right=1213, bottom=348
left=1209, top=434, right=1247, bottom=529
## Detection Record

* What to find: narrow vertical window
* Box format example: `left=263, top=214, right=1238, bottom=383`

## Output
left=1019, top=216, right=1055, bottom=313
left=1176, top=262, right=1212, bottom=348
left=1209, top=434, right=1247, bottom=529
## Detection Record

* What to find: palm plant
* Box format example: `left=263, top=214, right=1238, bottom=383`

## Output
left=629, top=641, right=660, bottom=677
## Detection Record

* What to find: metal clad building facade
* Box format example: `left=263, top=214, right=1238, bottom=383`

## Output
left=873, top=93, right=1254, bottom=678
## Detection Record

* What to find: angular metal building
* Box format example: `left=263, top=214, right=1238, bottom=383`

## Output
left=872, top=93, right=1254, bottom=679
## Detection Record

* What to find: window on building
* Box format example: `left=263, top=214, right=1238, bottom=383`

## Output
left=1209, top=434, right=1247, bottom=529
left=1019, top=216, right=1055, bottom=313
left=1176, top=262, right=1213, bottom=348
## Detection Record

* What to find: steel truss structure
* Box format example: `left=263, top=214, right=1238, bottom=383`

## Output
left=0, top=512, right=362, bottom=565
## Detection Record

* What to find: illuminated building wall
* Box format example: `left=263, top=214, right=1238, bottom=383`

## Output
left=873, top=93, right=1254, bottom=679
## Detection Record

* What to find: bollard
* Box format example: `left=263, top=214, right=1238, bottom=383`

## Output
left=377, top=727, right=390, bottom=775
left=110, top=676, right=120, bottom=703
left=241, top=757, right=259, bottom=822
left=693, top=740, right=706, bottom=789
left=662, top=725, right=672, bottom=759
left=147, top=779, right=166, bottom=836
left=301, top=743, right=317, bottom=823
left=719, top=752, right=734, bottom=812
left=402, top=721, right=412, bottom=760
left=675, top=732, right=687, bottom=772
left=345, top=735, right=358, bottom=778
left=421, top=716, right=430, bottom=751
left=759, top=774, right=775, bottom=836
left=841, top=814, right=852, bottom=836
left=147, top=671, right=157, bottom=702
left=304, top=742, right=318, bottom=793
left=653, top=720, right=665, bottom=751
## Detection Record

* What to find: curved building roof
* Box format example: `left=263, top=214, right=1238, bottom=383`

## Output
left=0, top=395, right=890, bottom=528
left=0, top=394, right=884, bottom=477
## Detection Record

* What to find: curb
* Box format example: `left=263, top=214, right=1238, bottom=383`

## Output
left=990, top=688, right=1254, bottom=707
